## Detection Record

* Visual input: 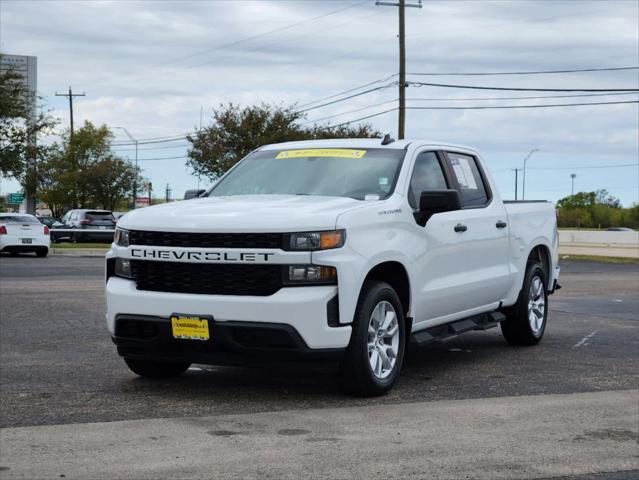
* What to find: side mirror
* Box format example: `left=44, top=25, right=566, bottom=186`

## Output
left=184, top=189, right=206, bottom=200
left=416, top=189, right=462, bottom=226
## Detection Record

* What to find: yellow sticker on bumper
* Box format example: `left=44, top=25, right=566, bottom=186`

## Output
left=276, top=149, right=366, bottom=159
left=171, top=316, right=210, bottom=341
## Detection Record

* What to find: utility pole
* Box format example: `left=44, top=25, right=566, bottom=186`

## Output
left=115, top=127, right=138, bottom=209
left=165, top=183, right=171, bottom=202
left=55, top=86, right=85, bottom=138
left=521, top=148, right=539, bottom=200
left=376, top=0, right=422, bottom=139
left=512, top=168, right=521, bottom=200
left=570, top=173, right=577, bottom=196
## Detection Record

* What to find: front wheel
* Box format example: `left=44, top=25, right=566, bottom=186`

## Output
left=501, top=262, right=548, bottom=346
left=339, top=281, right=406, bottom=397
left=124, top=358, right=190, bottom=378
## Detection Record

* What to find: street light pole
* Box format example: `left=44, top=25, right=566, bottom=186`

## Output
left=115, top=127, right=138, bottom=209
left=570, top=173, right=577, bottom=196
left=521, top=148, right=539, bottom=200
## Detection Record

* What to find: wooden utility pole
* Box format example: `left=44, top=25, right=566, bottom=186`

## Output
left=55, top=86, right=85, bottom=138
left=376, top=0, right=422, bottom=139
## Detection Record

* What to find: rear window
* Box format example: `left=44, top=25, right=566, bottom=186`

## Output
left=85, top=212, right=115, bottom=222
left=0, top=215, right=39, bottom=224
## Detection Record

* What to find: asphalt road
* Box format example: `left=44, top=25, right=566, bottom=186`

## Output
left=0, top=255, right=637, bottom=479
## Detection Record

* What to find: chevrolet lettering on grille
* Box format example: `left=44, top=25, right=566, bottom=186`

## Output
left=130, top=248, right=275, bottom=262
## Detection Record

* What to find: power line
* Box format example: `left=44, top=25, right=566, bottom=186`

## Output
left=405, top=92, right=639, bottom=102
left=492, top=163, right=638, bottom=173
left=296, top=75, right=398, bottom=109
left=407, top=81, right=639, bottom=92
left=160, top=1, right=369, bottom=68
left=298, top=81, right=397, bottom=113
left=111, top=142, right=191, bottom=152
left=332, top=107, right=398, bottom=127
left=303, top=99, right=399, bottom=124
left=406, top=100, right=639, bottom=110
left=407, top=66, right=639, bottom=76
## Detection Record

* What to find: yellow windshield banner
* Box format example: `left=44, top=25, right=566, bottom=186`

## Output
left=275, top=149, right=366, bottom=160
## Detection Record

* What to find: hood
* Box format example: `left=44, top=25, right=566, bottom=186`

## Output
left=118, top=195, right=372, bottom=232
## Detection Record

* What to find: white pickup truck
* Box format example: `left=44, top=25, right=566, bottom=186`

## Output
left=106, top=138, right=560, bottom=396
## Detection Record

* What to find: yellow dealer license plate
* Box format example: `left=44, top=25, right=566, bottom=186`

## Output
left=171, top=315, right=210, bottom=341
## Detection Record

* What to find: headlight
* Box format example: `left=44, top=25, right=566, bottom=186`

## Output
left=285, top=265, right=337, bottom=285
left=287, top=230, right=345, bottom=251
left=114, top=258, right=133, bottom=278
left=114, top=227, right=129, bottom=247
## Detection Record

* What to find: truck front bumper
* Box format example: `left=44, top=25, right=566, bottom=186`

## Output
left=106, top=277, right=352, bottom=362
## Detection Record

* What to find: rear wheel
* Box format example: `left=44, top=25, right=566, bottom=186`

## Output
left=124, top=358, right=190, bottom=378
left=36, top=248, right=48, bottom=257
left=501, top=262, right=548, bottom=346
left=339, top=281, right=406, bottom=396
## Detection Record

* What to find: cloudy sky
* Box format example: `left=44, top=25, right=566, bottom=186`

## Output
left=1, top=0, right=638, bottom=205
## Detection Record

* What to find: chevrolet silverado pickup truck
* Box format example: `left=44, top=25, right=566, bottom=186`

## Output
left=106, top=138, right=560, bottom=396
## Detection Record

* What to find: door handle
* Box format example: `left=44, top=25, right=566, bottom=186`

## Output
left=496, top=220, right=508, bottom=229
left=454, top=223, right=467, bottom=233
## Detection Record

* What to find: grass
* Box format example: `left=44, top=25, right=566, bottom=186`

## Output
left=51, top=242, right=111, bottom=249
left=560, top=254, right=639, bottom=264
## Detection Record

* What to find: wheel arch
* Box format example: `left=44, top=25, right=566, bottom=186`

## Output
left=360, top=261, right=411, bottom=319
left=527, top=243, right=551, bottom=280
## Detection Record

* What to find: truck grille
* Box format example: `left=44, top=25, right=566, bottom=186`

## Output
left=130, top=260, right=283, bottom=296
left=128, top=230, right=283, bottom=249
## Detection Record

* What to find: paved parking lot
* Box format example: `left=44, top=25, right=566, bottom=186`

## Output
left=0, top=255, right=637, bottom=479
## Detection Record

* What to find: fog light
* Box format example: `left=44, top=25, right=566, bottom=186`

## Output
left=286, top=265, right=336, bottom=284
left=115, top=258, right=133, bottom=278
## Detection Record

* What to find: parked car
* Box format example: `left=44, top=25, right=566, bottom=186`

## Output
left=607, top=227, right=634, bottom=232
left=55, top=209, right=117, bottom=243
left=106, top=139, right=560, bottom=395
left=0, top=213, right=50, bottom=257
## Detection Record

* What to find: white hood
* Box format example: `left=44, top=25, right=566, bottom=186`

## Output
left=118, top=195, right=371, bottom=232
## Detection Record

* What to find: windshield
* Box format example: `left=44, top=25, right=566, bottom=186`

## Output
left=208, top=148, right=405, bottom=200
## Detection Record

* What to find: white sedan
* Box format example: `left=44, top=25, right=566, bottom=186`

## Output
left=0, top=213, right=51, bottom=257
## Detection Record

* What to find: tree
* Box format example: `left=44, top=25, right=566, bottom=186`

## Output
left=38, top=121, right=142, bottom=216
left=556, top=190, right=634, bottom=229
left=186, top=103, right=380, bottom=179
left=0, top=55, right=57, bottom=198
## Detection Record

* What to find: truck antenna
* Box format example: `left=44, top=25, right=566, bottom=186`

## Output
left=381, top=133, right=395, bottom=145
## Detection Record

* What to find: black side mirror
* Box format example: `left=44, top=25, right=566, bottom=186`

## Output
left=415, top=189, right=462, bottom=226
left=184, top=189, right=206, bottom=200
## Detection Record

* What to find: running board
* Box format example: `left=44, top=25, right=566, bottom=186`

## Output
left=410, top=312, right=506, bottom=347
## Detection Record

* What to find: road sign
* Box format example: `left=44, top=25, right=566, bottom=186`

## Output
left=8, top=193, right=25, bottom=204
left=136, top=197, right=150, bottom=206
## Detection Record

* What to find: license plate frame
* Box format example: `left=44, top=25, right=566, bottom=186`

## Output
left=170, top=314, right=211, bottom=341
left=21, top=238, right=32, bottom=244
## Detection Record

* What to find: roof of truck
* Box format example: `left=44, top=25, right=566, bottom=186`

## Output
left=259, top=138, right=478, bottom=153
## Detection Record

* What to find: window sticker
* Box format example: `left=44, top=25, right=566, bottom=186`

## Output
left=364, top=194, right=380, bottom=201
left=451, top=157, right=477, bottom=189
left=378, top=177, right=389, bottom=186
left=275, top=149, right=367, bottom=160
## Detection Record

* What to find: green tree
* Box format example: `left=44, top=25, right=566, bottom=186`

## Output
left=38, top=121, right=142, bottom=216
left=186, top=103, right=379, bottom=179
left=557, top=190, right=634, bottom=229
left=0, top=55, right=57, bottom=198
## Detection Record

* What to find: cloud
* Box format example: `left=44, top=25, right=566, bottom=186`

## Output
left=1, top=0, right=637, bottom=204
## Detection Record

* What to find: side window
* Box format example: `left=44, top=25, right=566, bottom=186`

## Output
left=408, top=151, right=448, bottom=208
left=447, top=153, right=489, bottom=207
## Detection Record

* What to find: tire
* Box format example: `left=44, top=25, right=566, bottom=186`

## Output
left=70, top=233, right=78, bottom=244
left=501, top=262, right=548, bottom=346
left=124, top=358, right=190, bottom=378
left=339, top=281, right=406, bottom=397
left=36, top=248, right=48, bottom=258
